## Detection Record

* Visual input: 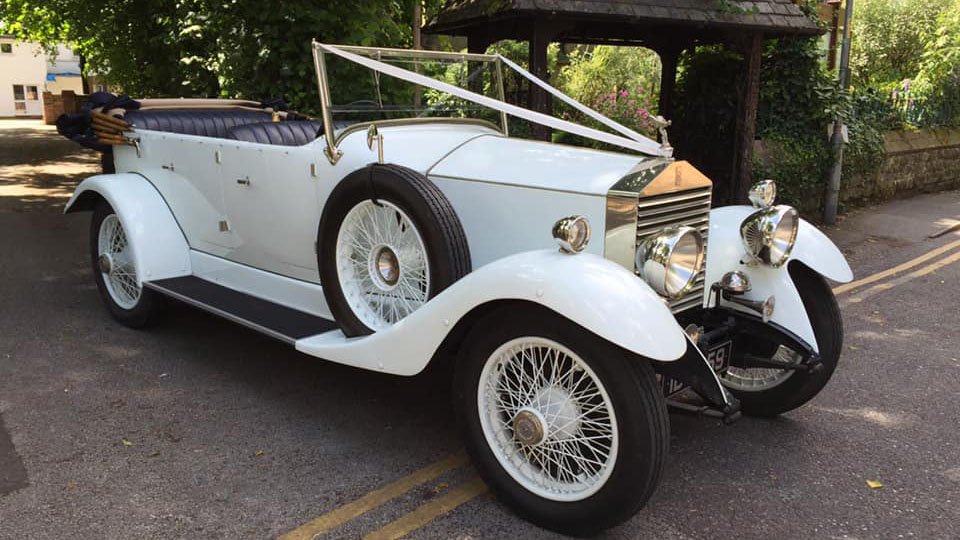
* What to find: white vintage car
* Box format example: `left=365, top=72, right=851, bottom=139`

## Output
left=62, top=44, right=853, bottom=534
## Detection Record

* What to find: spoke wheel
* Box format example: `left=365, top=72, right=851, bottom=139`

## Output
left=455, top=305, right=669, bottom=535
left=335, top=200, right=431, bottom=331
left=720, top=263, right=843, bottom=417
left=478, top=337, right=619, bottom=502
left=89, top=201, right=164, bottom=328
left=97, top=214, right=141, bottom=309
left=722, top=345, right=797, bottom=392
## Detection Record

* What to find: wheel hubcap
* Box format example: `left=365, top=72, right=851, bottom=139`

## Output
left=98, top=253, right=113, bottom=275
left=513, top=408, right=547, bottom=446
left=373, top=245, right=400, bottom=287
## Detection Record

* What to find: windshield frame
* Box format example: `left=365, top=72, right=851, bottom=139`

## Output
left=312, top=43, right=508, bottom=164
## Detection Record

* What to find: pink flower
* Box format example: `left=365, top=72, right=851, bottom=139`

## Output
left=628, top=100, right=635, bottom=106
left=903, top=79, right=911, bottom=91
left=620, top=90, right=628, bottom=97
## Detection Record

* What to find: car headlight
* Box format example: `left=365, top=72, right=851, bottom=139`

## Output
left=636, top=226, right=705, bottom=298
left=740, top=205, right=799, bottom=267
left=748, top=179, right=777, bottom=208
left=552, top=216, right=591, bottom=253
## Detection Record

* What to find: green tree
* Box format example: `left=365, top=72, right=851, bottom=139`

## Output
left=0, top=0, right=422, bottom=112
left=914, top=0, right=960, bottom=126
left=849, top=0, right=952, bottom=88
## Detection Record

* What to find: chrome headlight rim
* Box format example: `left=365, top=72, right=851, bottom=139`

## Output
left=552, top=215, right=592, bottom=253
left=740, top=204, right=799, bottom=268
left=636, top=226, right=705, bottom=299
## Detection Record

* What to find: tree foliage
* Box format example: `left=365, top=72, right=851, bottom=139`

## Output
left=0, top=0, right=423, bottom=113
left=849, top=0, right=953, bottom=88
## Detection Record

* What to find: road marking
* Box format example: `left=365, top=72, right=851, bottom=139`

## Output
left=361, top=476, right=489, bottom=540
left=833, top=238, right=960, bottom=295
left=276, top=452, right=469, bottom=540
left=843, top=250, right=960, bottom=305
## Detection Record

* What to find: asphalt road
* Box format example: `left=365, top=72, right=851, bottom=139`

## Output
left=1, top=120, right=958, bottom=539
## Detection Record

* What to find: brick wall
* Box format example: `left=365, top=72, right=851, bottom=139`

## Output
left=41, top=90, right=88, bottom=124
left=841, top=128, right=960, bottom=206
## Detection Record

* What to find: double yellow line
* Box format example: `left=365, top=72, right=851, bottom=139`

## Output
left=276, top=452, right=485, bottom=540
left=833, top=238, right=960, bottom=298
left=277, top=237, right=960, bottom=540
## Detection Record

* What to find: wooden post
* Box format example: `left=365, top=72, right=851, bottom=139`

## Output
left=528, top=19, right=552, bottom=140
left=657, top=45, right=683, bottom=122
left=729, top=33, right=763, bottom=205
left=413, top=1, right=423, bottom=109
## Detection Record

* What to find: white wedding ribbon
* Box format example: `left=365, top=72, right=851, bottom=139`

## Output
left=495, top=53, right=664, bottom=146
left=315, top=43, right=671, bottom=157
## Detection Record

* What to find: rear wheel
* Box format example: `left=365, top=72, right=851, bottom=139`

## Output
left=454, top=305, right=669, bottom=535
left=90, top=200, right=164, bottom=328
left=722, top=263, right=843, bottom=416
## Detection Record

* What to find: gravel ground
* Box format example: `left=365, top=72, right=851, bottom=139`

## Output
left=0, top=119, right=958, bottom=539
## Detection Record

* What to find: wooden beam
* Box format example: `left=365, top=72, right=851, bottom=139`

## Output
left=528, top=18, right=554, bottom=141
left=657, top=45, right=683, bottom=122
left=729, top=32, right=763, bottom=205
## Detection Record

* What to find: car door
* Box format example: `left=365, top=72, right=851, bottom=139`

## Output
left=219, top=142, right=322, bottom=283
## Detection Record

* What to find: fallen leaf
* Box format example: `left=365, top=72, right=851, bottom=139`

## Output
left=433, top=482, right=449, bottom=494
left=121, top=438, right=134, bottom=447
left=866, top=480, right=883, bottom=489
left=848, top=345, right=859, bottom=351
left=255, top=450, right=264, bottom=456
left=149, top=450, right=161, bottom=458
left=66, top=483, right=78, bottom=491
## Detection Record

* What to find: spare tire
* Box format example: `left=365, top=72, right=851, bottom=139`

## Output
left=318, top=164, right=471, bottom=337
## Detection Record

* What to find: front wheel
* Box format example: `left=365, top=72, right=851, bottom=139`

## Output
left=722, top=262, right=843, bottom=416
left=454, top=305, right=669, bottom=536
left=90, top=200, right=164, bottom=328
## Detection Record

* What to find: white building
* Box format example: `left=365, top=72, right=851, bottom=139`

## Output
left=0, top=36, right=83, bottom=117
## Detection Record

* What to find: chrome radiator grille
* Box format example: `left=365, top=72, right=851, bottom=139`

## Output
left=635, top=186, right=712, bottom=313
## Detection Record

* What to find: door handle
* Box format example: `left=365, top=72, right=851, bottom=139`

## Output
left=236, top=177, right=251, bottom=186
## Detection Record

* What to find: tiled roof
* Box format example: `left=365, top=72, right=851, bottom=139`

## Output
left=425, top=0, right=821, bottom=36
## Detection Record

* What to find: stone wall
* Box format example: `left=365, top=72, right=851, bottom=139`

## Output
left=841, top=128, right=960, bottom=205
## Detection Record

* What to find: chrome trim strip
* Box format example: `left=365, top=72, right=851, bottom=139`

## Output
left=604, top=191, right=639, bottom=271
left=143, top=281, right=296, bottom=345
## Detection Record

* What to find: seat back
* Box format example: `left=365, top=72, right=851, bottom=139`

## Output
left=123, top=109, right=273, bottom=139
left=225, top=121, right=325, bottom=146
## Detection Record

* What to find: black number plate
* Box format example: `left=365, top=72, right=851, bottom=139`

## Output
left=662, top=341, right=733, bottom=397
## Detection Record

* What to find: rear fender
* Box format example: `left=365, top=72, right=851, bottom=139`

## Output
left=64, top=173, right=190, bottom=283
left=296, top=250, right=688, bottom=376
left=704, top=206, right=852, bottom=353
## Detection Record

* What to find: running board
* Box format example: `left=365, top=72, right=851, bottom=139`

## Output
left=144, top=276, right=338, bottom=344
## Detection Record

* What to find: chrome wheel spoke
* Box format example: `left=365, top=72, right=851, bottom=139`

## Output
left=477, top=337, right=619, bottom=502
left=722, top=345, right=797, bottom=392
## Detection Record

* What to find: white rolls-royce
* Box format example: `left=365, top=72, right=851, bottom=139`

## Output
left=60, top=43, right=852, bottom=535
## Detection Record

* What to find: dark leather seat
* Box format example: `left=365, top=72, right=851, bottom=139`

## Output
left=225, top=120, right=325, bottom=146
left=123, top=109, right=273, bottom=139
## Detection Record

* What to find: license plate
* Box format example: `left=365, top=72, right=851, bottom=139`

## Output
left=662, top=341, right=733, bottom=397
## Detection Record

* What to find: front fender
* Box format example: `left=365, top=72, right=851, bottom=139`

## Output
left=704, top=206, right=853, bottom=352
left=64, top=173, right=191, bottom=283
left=296, top=250, right=688, bottom=376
